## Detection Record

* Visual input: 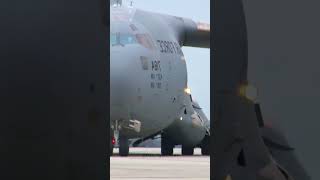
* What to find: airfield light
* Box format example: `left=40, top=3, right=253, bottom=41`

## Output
left=239, top=84, right=258, bottom=102
left=184, top=88, right=191, bottom=95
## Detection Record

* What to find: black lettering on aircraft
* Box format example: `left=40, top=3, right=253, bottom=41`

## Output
left=174, top=42, right=183, bottom=55
left=157, top=40, right=164, bottom=53
left=166, top=41, right=173, bottom=53
left=157, top=82, right=162, bottom=89
left=152, top=61, right=161, bottom=71
left=169, top=41, right=176, bottom=54
left=150, top=72, right=163, bottom=90
left=157, top=40, right=183, bottom=55
left=156, top=74, right=162, bottom=80
left=150, top=61, right=163, bottom=90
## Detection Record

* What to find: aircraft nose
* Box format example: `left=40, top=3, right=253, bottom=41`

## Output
left=110, top=50, right=136, bottom=106
left=110, top=47, right=153, bottom=120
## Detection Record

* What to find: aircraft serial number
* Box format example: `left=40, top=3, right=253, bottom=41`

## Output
left=157, top=40, right=183, bottom=55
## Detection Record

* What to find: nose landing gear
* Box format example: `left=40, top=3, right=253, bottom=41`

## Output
left=118, top=135, right=129, bottom=156
left=110, top=135, right=115, bottom=156
left=111, top=119, right=141, bottom=156
left=110, top=129, right=129, bottom=156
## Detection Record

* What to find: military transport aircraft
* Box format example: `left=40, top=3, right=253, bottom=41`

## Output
left=110, top=0, right=210, bottom=156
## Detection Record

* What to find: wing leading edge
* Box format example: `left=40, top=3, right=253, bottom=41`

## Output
left=154, top=14, right=210, bottom=48
left=181, top=19, right=210, bottom=48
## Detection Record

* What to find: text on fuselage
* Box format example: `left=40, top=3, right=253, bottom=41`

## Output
left=157, top=40, right=183, bottom=55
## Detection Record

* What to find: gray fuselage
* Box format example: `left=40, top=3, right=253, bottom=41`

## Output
left=110, top=6, right=208, bottom=147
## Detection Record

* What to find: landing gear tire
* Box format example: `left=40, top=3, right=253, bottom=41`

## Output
left=182, top=146, right=194, bottom=155
left=201, top=135, right=210, bottom=156
left=201, top=144, right=210, bottom=155
left=110, top=141, right=114, bottom=156
left=110, top=130, right=114, bottom=156
left=119, top=136, right=129, bottom=156
left=161, top=134, right=174, bottom=156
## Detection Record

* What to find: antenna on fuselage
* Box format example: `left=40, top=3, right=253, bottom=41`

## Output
left=110, top=0, right=122, bottom=6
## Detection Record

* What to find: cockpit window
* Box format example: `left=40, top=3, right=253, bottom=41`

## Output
left=110, top=32, right=154, bottom=49
left=110, top=33, right=138, bottom=46
left=110, top=33, right=117, bottom=45
left=120, top=34, right=138, bottom=44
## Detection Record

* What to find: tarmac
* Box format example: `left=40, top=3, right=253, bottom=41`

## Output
left=110, top=148, right=210, bottom=180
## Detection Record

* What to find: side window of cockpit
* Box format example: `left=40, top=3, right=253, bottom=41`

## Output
left=110, top=33, right=138, bottom=46
left=110, top=32, right=155, bottom=49
left=110, top=33, right=117, bottom=46
left=120, top=34, right=137, bottom=45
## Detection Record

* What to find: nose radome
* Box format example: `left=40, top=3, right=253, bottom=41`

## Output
left=110, top=49, right=139, bottom=107
left=110, top=46, right=153, bottom=112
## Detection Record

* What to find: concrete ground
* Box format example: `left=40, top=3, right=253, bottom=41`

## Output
left=110, top=148, right=210, bottom=180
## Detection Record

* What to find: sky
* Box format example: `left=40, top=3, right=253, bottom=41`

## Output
left=123, top=0, right=211, bottom=118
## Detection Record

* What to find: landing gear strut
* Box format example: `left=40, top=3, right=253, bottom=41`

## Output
left=110, top=131, right=115, bottom=156
left=118, top=135, right=129, bottom=156
left=182, top=146, right=194, bottom=155
left=201, top=135, right=210, bottom=155
left=111, top=120, right=129, bottom=156
left=161, top=133, right=174, bottom=156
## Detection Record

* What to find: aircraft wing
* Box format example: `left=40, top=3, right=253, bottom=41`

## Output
left=157, top=14, right=210, bottom=48
left=179, top=19, right=210, bottom=48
